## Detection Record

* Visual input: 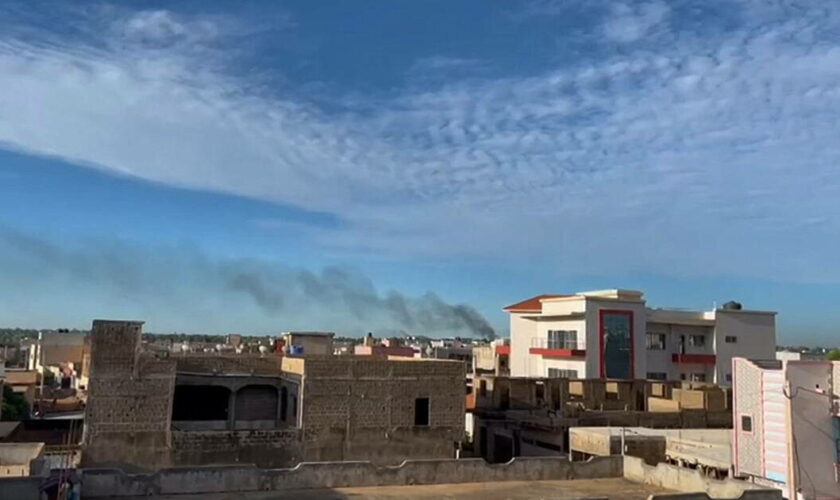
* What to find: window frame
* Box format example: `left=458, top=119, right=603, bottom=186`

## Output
left=646, top=332, right=667, bottom=351
left=740, top=413, right=753, bottom=434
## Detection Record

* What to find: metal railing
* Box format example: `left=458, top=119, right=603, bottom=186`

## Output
left=530, top=337, right=586, bottom=350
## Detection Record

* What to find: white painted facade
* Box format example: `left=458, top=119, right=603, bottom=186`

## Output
left=506, top=289, right=776, bottom=385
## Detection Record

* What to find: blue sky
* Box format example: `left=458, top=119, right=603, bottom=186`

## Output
left=1, top=1, right=839, bottom=343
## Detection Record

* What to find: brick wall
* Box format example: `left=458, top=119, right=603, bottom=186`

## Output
left=300, top=357, right=465, bottom=464
left=83, top=320, right=176, bottom=470
left=171, top=429, right=302, bottom=467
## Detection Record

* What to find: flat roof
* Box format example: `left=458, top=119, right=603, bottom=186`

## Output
left=235, top=478, right=672, bottom=500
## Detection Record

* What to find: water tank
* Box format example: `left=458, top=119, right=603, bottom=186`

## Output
left=290, top=345, right=305, bottom=355
left=722, top=301, right=743, bottom=310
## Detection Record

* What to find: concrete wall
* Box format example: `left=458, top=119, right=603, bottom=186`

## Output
left=0, top=476, right=42, bottom=500
left=648, top=491, right=782, bottom=500
left=623, top=456, right=775, bottom=499
left=713, top=311, right=775, bottom=386
left=786, top=361, right=839, bottom=500
left=81, top=455, right=623, bottom=497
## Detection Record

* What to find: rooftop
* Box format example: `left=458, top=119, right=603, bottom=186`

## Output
left=121, top=478, right=672, bottom=500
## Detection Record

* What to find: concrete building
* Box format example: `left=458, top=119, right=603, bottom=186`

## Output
left=570, top=427, right=731, bottom=476
left=82, top=320, right=465, bottom=471
left=280, top=331, right=334, bottom=355
left=732, top=358, right=840, bottom=500
left=469, top=375, right=731, bottom=463
left=506, top=290, right=775, bottom=385
left=472, top=339, right=510, bottom=377
left=0, top=443, right=45, bottom=477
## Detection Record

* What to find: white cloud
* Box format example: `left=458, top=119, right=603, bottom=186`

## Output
left=2, top=2, right=840, bottom=283
left=603, top=1, right=670, bottom=43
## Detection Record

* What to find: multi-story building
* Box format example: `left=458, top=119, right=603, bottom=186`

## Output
left=505, top=289, right=775, bottom=384
left=732, top=358, right=840, bottom=500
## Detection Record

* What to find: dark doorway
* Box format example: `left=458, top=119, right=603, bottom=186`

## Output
left=414, top=397, right=430, bottom=426
left=172, top=385, right=230, bottom=421
left=493, top=434, right=514, bottom=463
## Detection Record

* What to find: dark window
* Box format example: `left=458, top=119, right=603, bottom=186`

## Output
left=414, top=397, right=430, bottom=426
left=479, top=380, right=487, bottom=397
left=741, top=415, right=752, bottom=432
left=689, top=334, right=706, bottom=347
left=725, top=336, right=738, bottom=344
left=646, top=333, right=666, bottom=350
left=535, top=382, right=545, bottom=402
left=725, top=373, right=732, bottom=383
left=691, top=373, right=707, bottom=382
left=646, top=372, right=667, bottom=380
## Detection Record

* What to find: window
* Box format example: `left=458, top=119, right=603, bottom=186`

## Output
left=741, top=415, right=752, bottom=433
left=690, top=373, right=706, bottom=382
left=725, top=336, right=737, bottom=344
left=479, top=380, right=487, bottom=397
left=547, top=330, right=578, bottom=349
left=646, top=372, right=667, bottom=380
left=725, top=373, right=732, bottom=383
left=414, top=397, right=430, bottom=426
left=548, top=368, right=578, bottom=378
left=535, top=382, right=545, bottom=402
left=646, top=333, right=666, bottom=350
left=688, top=334, right=706, bottom=347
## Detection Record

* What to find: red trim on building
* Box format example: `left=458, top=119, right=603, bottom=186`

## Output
left=598, top=309, right=635, bottom=378
left=495, top=345, right=511, bottom=355
left=671, top=353, right=716, bottom=364
left=528, top=347, right=586, bottom=358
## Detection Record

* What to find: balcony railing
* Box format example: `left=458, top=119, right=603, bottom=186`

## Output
left=672, top=353, right=716, bottom=364
left=529, top=338, right=586, bottom=357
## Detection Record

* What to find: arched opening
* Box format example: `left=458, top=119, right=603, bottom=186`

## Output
left=172, top=385, right=230, bottom=421
left=235, top=385, right=279, bottom=422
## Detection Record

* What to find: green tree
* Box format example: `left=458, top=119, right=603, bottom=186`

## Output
left=1, top=385, right=29, bottom=421
left=827, top=349, right=840, bottom=361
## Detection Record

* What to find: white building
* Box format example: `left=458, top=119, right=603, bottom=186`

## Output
left=505, top=289, right=775, bottom=384
left=732, top=358, right=840, bottom=500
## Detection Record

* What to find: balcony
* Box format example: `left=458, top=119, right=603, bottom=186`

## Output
left=672, top=353, right=716, bottom=365
left=495, top=345, right=511, bottom=355
left=529, top=338, right=586, bottom=358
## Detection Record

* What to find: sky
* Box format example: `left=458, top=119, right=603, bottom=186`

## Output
left=1, top=0, right=840, bottom=343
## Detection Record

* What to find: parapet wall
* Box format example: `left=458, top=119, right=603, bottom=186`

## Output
left=623, top=456, right=776, bottom=499
left=81, top=455, right=622, bottom=497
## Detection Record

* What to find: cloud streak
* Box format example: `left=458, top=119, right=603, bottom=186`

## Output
left=1, top=1, right=840, bottom=284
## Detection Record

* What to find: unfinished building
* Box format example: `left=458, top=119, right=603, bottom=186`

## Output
left=469, top=374, right=732, bottom=463
left=82, top=320, right=465, bottom=471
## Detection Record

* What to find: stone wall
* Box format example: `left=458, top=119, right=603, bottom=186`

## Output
left=81, top=455, right=623, bottom=497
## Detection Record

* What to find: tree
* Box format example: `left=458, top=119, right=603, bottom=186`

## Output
left=827, top=349, right=840, bottom=361
left=1, top=385, right=29, bottom=421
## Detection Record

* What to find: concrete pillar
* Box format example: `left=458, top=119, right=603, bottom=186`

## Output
left=228, top=389, right=237, bottom=430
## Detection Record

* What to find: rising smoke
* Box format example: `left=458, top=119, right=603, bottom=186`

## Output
left=0, top=226, right=496, bottom=338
